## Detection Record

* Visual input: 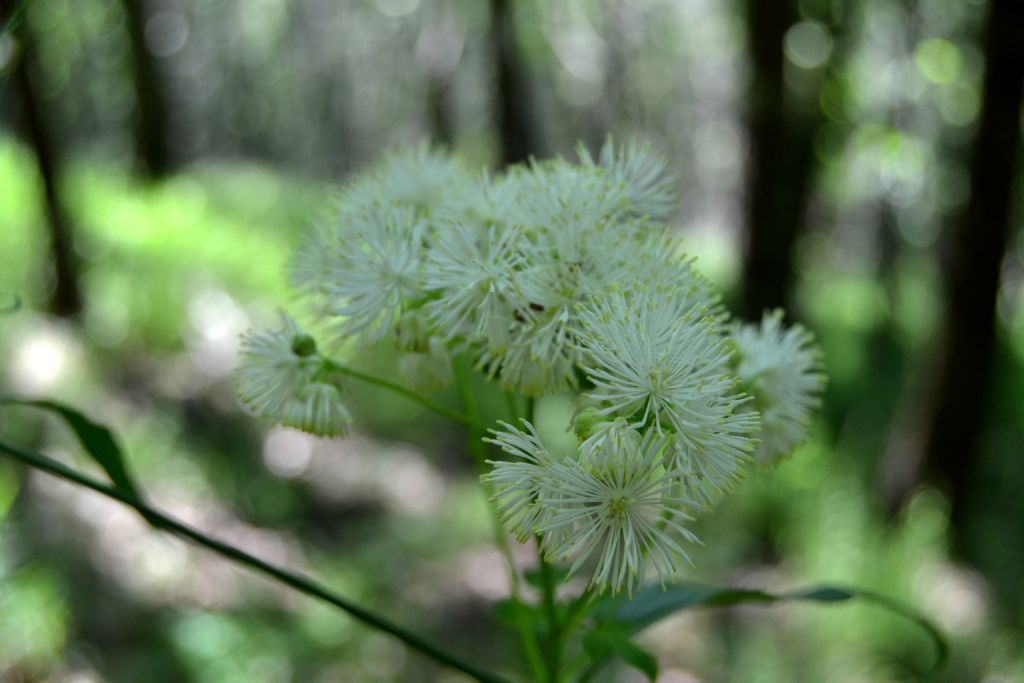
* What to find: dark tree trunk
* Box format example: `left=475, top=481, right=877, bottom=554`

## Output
left=739, top=0, right=856, bottom=320
left=913, top=0, right=1024, bottom=524
left=120, top=0, right=174, bottom=178
left=14, top=23, right=82, bottom=317
left=489, top=0, right=539, bottom=166
left=417, top=7, right=464, bottom=150
left=426, top=75, right=455, bottom=148
left=739, top=0, right=804, bottom=319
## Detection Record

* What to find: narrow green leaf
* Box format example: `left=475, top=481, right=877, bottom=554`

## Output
left=584, top=627, right=658, bottom=681
left=606, top=583, right=721, bottom=629
left=788, top=586, right=853, bottom=602
left=0, top=398, right=140, bottom=499
left=603, top=581, right=947, bottom=671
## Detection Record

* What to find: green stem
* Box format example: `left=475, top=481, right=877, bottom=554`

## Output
left=323, top=357, right=486, bottom=432
left=0, top=438, right=513, bottom=683
left=453, top=358, right=546, bottom=682
left=523, top=397, right=562, bottom=682
left=537, top=539, right=562, bottom=682
left=561, top=587, right=596, bottom=635
left=504, top=391, right=520, bottom=424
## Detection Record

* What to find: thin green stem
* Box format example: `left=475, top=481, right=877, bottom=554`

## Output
left=537, top=538, right=562, bottom=682
left=504, top=391, right=520, bottom=424
left=561, top=587, right=596, bottom=636
left=453, top=358, right=545, bottom=682
left=0, top=438, right=513, bottom=683
left=323, top=357, right=486, bottom=431
left=523, top=396, right=563, bottom=682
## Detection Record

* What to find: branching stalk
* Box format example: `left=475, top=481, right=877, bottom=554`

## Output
left=323, top=357, right=486, bottom=431
left=0, top=438, right=513, bottom=683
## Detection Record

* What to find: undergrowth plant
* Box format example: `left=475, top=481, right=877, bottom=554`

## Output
left=0, top=140, right=946, bottom=683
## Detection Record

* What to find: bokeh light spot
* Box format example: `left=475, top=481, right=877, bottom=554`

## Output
left=784, top=21, right=833, bottom=70
left=914, top=38, right=962, bottom=85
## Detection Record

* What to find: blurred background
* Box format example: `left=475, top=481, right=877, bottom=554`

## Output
left=0, top=0, right=1022, bottom=680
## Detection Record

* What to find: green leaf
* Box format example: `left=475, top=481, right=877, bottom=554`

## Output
left=607, top=584, right=773, bottom=629
left=603, top=581, right=947, bottom=671
left=788, top=586, right=853, bottom=602
left=584, top=626, right=658, bottom=681
left=0, top=398, right=141, bottom=499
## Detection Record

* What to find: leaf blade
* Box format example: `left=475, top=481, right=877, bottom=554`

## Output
left=604, top=581, right=947, bottom=671
left=584, top=626, right=658, bottom=682
left=0, top=398, right=141, bottom=499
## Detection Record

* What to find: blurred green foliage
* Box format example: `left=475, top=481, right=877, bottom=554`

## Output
left=1, top=128, right=1022, bottom=681
left=1, top=0, right=1023, bottom=679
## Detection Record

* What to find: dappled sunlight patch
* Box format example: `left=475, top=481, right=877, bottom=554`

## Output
left=262, top=428, right=316, bottom=479
left=0, top=563, right=69, bottom=670
left=295, top=433, right=447, bottom=517
left=186, top=286, right=250, bottom=379
left=29, top=466, right=308, bottom=611
left=913, top=561, right=989, bottom=636
left=5, top=316, right=84, bottom=397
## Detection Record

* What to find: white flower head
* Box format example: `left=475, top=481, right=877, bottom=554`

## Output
left=479, top=219, right=644, bottom=396
left=484, top=419, right=699, bottom=594
left=378, top=147, right=470, bottom=213
left=578, top=291, right=735, bottom=433
left=669, top=409, right=760, bottom=506
left=422, top=223, right=526, bottom=348
left=731, top=310, right=824, bottom=464
left=235, top=316, right=352, bottom=437
left=236, top=315, right=317, bottom=418
left=319, top=206, right=427, bottom=345
left=490, top=308, right=578, bottom=397
left=290, top=219, right=333, bottom=296
left=629, top=231, right=723, bottom=319
left=434, top=170, right=530, bottom=231
left=516, top=158, right=626, bottom=235
left=577, top=290, right=759, bottom=499
left=339, top=145, right=472, bottom=220
left=540, top=421, right=698, bottom=595
left=579, top=137, right=676, bottom=222
left=482, top=420, right=560, bottom=543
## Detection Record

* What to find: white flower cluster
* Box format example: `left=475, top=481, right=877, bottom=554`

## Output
left=234, top=140, right=824, bottom=594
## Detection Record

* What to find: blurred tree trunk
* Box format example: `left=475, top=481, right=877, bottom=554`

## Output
left=739, top=0, right=806, bottom=319
left=14, top=21, right=82, bottom=317
left=739, top=1, right=855, bottom=320
left=426, top=75, right=455, bottom=148
left=489, top=0, right=540, bottom=166
left=417, top=5, right=466, bottom=149
left=889, top=0, right=1024, bottom=522
left=120, top=0, right=174, bottom=178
